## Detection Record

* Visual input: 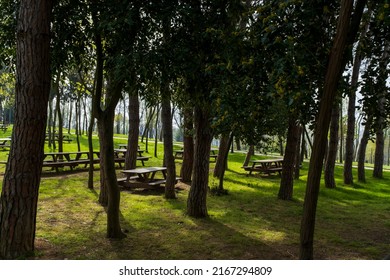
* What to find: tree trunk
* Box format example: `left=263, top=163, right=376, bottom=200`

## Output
left=97, top=109, right=126, bottom=239
left=213, top=132, right=231, bottom=179
left=294, top=125, right=303, bottom=180
left=243, top=145, right=255, bottom=167
left=344, top=13, right=369, bottom=184
left=187, top=105, right=213, bottom=218
left=278, top=117, right=299, bottom=200
left=154, top=106, right=160, bottom=158
left=125, top=92, right=140, bottom=170
left=339, top=101, right=343, bottom=163
left=357, top=118, right=371, bottom=182
left=180, top=107, right=194, bottom=183
left=75, top=96, right=81, bottom=151
left=373, top=97, right=385, bottom=178
left=55, top=76, right=64, bottom=153
left=0, top=0, right=52, bottom=259
left=161, top=84, right=176, bottom=199
left=324, top=103, right=340, bottom=189
left=235, top=137, right=241, bottom=151
left=300, top=0, right=365, bottom=260
left=68, top=101, right=72, bottom=134
left=217, top=133, right=233, bottom=192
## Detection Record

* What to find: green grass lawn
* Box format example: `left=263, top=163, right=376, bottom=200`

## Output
left=0, top=129, right=389, bottom=260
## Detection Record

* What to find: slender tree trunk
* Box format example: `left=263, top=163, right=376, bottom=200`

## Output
left=154, top=106, right=160, bottom=158
left=187, top=105, right=213, bottom=218
left=235, top=138, right=241, bottom=151
left=213, top=132, right=231, bottom=179
left=125, top=92, right=140, bottom=170
left=161, top=84, right=176, bottom=199
left=300, top=0, right=365, bottom=260
left=278, top=117, right=299, bottom=200
left=324, top=103, right=340, bottom=189
left=294, top=125, right=303, bottom=179
left=339, top=101, right=343, bottom=163
left=373, top=97, right=385, bottom=178
left=217, top=133, right=233, bottom=191
left=243, top=145, right=255, bottom=167
left=68, top=101, right=72, bottom=134
left=344, top=13, right=369, bottom=184
left=55, top=76, right=63, bottom=153
left=180, top=107, right=194, bottom=183
left=75, top=96, right=81, bottom=151
left=358, top=118, right=371, bottom=182
left=0, top=0, right=52, bottom=259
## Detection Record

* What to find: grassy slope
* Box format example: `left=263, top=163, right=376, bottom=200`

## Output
left=0, top=128, right=389, bottom=259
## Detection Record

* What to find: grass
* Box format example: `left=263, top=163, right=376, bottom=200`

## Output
left=0, top=128, right=389, bottom=260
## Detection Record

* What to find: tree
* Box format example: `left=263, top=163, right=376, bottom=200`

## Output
left=0, top=0, right=52, bottom=259
left=300, top=0, right=366, bottom=259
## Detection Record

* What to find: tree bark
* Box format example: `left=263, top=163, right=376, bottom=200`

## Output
left=357, top=118, right=371, bottom=182
left=0, top=0, right=52, bottom=259
left=161, top=93, right=176, bottom=199
left=294, top=125, right=303, bottom=180
left=300, top=0, right=365, bottom=260
left=243, top=145, right=255, bottom=167
left=278, top=117, right=299, bottom=200
left=344, top=12, right=369, bottom=184
left=187, top=105, right=213, bottom=218
left=324, top=103, right=340, bottom=189
left=180, top=107, right=194, bottom=183
left=213, top=132, right=231, bottom=179
left=373, top=97, right=385, bottom=178
left=125, top=92, right=140, bottom=170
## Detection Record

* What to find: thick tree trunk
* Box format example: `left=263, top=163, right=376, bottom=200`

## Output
left=235, top=138, right=241, bottom=151
left=0, top=0, right=52, bottom=259
left=278, top=117, right=299, bottom=200
left=300, top=0, right=365, bottom=260
left=324, top=103, right=340, bottom=189
left=125, top=92, right=140, bottom=170
left=187, top=105, right=213, bottom=218
left=180, top=107, right=194, bottom=183
left=97, top=110, right=126, bottom=239
left=358, top=119, right=371, bottom=182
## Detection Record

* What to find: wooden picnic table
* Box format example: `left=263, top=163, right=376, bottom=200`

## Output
left=0, top=138, right=11, bottom=149
left=118, top=166, right=168, bottom=188
left=174, top=147, right=218, bottom=162
left=118, top=144, right=140, bottom=149
left=243, top=158, right=284, bottom=176
left=113, top=148, right=150, bottom=166
left=43, top=151, right=100, bottom=172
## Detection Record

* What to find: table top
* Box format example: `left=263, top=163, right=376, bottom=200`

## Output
left=122, top=167, right=166, bottom=175
left=0, top=138, right=11, bottom=141
left=45, top=151, right=98, bottom=155
left=251, top=158, right=283, bottom=163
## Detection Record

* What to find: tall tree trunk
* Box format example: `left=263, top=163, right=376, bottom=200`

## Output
left=300, top=0, right=366, bottom=260
left=294, top=125, right=303, bottom=180
left=154, top=106, right=160, bottom=158
left=187, top=105, right=213, bottom=218
left=0, top=0, right=52, bottom=259
left=180, top=107, right=194, bottom=183
left=68, top=101, right=72, bottom=134
left=339, top=101, right=343, bottom=163
left=278, top=117, right=299, bottom=200
left=344, top=13, right=369, bottom=184
left=217, top=133, right=233, bottom=191
left=97, top=109, right=125, bottom=239
left=161, top=83, right=176, bottom=199
left=125, top=92, right=140, bottom=170
left=235, top=137, right=241, bottom=151
left=54, top=76, right=63, bottom=153
left=324, top=102, right=340, bottom=189
left=357, top=118, right=371, bottom=182
left=373, top=97, right=386, bottom=178
left=75, top=96, right=81, bottom=151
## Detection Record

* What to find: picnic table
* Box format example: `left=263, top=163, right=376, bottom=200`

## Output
left=0, top=138, right=11, bottom=149
left=174, top=147, right=218, bottom=162
left=113, top=148, right=150, bottom=166
left=243, top=158, right=283, bottom=176
left=118, top=166, right=168, bottom=188
left=0, top=124, right=8, bottom=132
left=118, top=144, right=140, bottom=150
left=43, top=151, right=100, bottom=172
left=45, top=134, right=72, bottom=143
